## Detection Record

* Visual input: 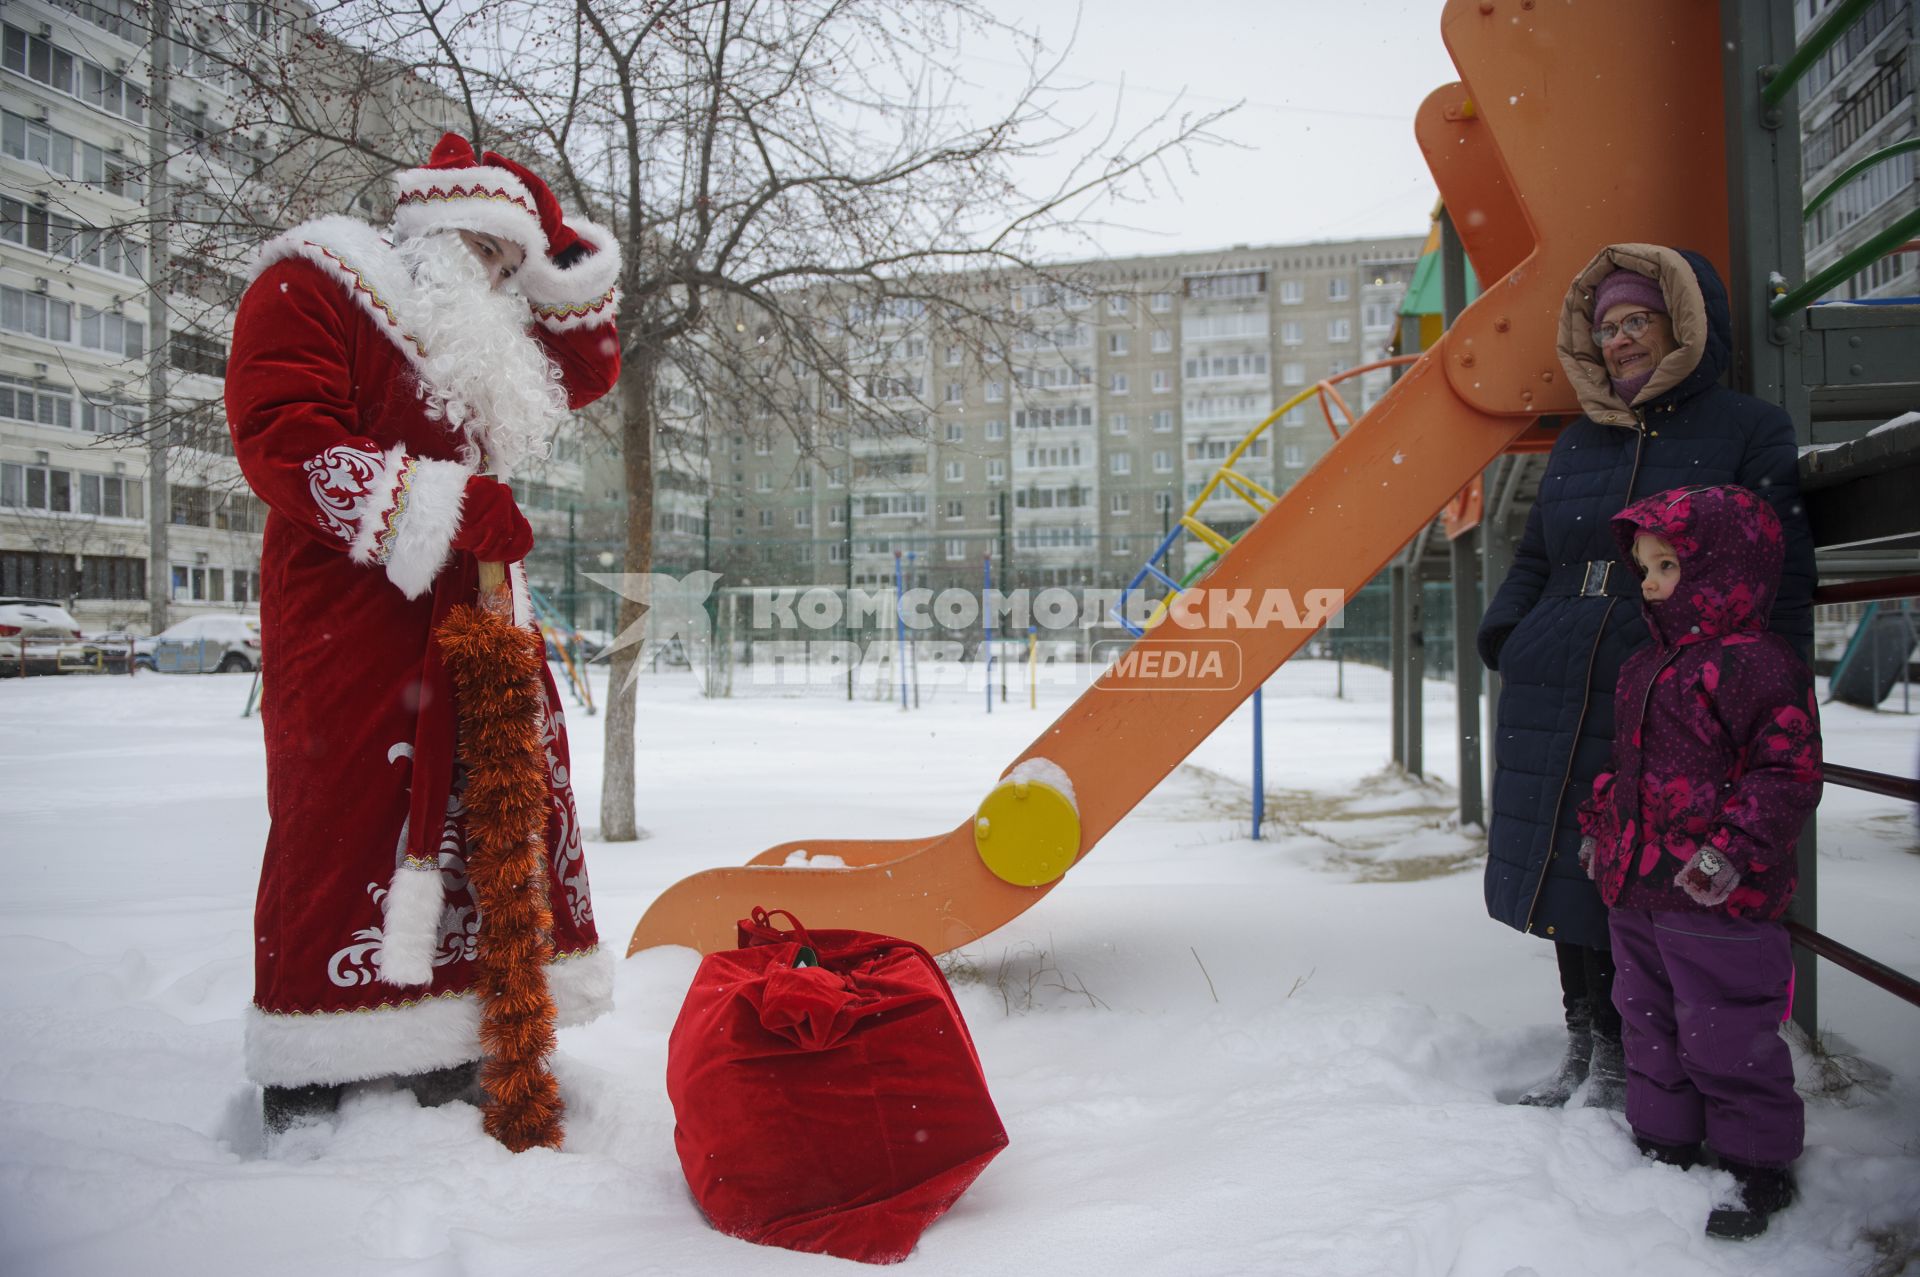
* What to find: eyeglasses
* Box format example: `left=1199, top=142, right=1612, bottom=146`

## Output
left=1594, top=310, right=1661, bottom=346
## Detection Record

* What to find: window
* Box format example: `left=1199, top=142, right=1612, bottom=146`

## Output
left=1108, top=413, right=1129, bottom=436
left=829, top=502, right=847, bottom=526
left=1327, top=318, right=1352, bottom=342
left=1329, top=276, right=1351, bottom=301
left=944, top=499, right=965, bottom=520
left=945, top=421, right=964, bottom=442
left=1281, top=362, right=1306, bottom=387
left=795, top=468, right=812, bottom=490
left=169, top=484, right=213, bottom=526
left=1109, top=491, right=1131, bottom=514
left=755, top=472, right=773, bottom=492
left=1278, top=280, right=1304, bottom=305
left=985, top=380, right=1004, bottom=403
left=1108, top=332, right=1129, bottom=355
left=1110, top=453, right=1132, bottom=476
left=758, top=509, right=775, bottom=528
left=1180, top=311, right=1269, bottom=342
left=1153, top=491, right=1175, bottom=514
left=1283, top=444, right=1304, bottom=468
left=1152, top=369, right=1172, bottom=393
left=1, top=461, right=78, bottom=511
left=829, top=542, right=847, bottom=564
left=1149, top=292, right=1172, bottom=312
left=987, top=458, right=1006, bottom=482
left=794, top=508, right=811, bottom=528
left=1150, top=328, right=1172, bottom=353
left=0, top=286, right=73, bottom=343
left=1109, top=372, right=1129, bottom=394
left=945, top=382, right=963, bottom=404
left=1153, top=410, right=1175, bottom=432
left=828, top=465, right=846, bottom=488
left=1282, top=405, right=1308, bottom=427
left=945, top=460, right=965, bottom=482
left=79, top=554, right=145, bottom=600
left=1111, top=534, right=1132, bottom=556
left=1363, top=302, right=1396, bottom=331
left=2, top=25, right=145, bottom=123
left=945, top=344, right=962, bottom=366
left=1108, top=294, right=1131, bottom=316
left=1151, top=450, right=1173, bottom=474
left=1280, top=320, right=1303, bottom=345
left=985, top=418, right=1006, bottom=440
left=1184, top=353, right=1270, bottom=380
left=753, top=437, right=771, bottom=455
left=170, top=330, right=228, bottom=377
left=1185, top=271, right=1265, bottom=299
left=944, top=538, right=966, bottom=561
left=0, top=374, right=74, bottom=429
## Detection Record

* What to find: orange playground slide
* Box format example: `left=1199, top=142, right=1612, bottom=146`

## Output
left=630, top=0, right=1736, bottom=957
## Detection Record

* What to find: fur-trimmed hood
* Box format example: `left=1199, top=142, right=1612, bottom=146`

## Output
left=1557, top=244, right=1731, bottom=425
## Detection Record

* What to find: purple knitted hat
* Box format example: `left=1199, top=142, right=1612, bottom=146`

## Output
left=1593, top=269, right=1667, bottom=322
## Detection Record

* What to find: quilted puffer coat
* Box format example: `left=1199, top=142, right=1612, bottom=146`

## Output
left=1577, top=485, right=1821, bottom=919
left=1477, top=244, right=1815, bottom=949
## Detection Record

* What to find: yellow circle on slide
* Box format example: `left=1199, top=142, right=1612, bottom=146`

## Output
left=972, top=779, right=1081, bottom=887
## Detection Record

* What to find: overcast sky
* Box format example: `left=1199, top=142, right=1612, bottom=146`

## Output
left=966, top=0, right=1460, bottom=259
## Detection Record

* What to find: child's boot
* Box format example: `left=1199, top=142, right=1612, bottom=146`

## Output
left=1634, top=1134, right=1700, bottom=1169
left=1582, top=1029, right=1627, bottom=1111
left=263, top=1081, right=343, bottom=1134
left=1706, top=1157, right=1795, bottom=1240
left=1518, top=1000, right=1592, bottom=1107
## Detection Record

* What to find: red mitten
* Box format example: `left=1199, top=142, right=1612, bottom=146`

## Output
left=1674, top=846, right=1740, bottom=907
left=450, top=475, right=533, bottom=563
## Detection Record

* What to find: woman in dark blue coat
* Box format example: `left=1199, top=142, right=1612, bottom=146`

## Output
left=1478, top=243, right=1815, bottom=1108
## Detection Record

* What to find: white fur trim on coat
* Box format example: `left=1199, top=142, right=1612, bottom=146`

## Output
left=383, top=457, right=471, bottom=599
left=521, top=217, right=622, bottom=332
left=547, top=945, right=615, bottom=1029
left=374, top=862, right=445, bottom=987
left=251, top=216, right=430, bottom=376
left=244, top=947, right=614, bottom=1087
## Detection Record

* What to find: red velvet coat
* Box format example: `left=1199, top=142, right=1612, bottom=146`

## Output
left=226, top=216, right=622, bottom=1086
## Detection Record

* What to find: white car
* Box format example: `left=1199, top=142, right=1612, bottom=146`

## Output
left=0, top=597, right=92, bottom=676
left=145, top=613, right=264, bottom=673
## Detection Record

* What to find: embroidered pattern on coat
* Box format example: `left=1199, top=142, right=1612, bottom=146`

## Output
left=304, top=444, right=393, bottom=545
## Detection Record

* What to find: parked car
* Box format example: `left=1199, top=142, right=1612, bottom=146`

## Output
left=145, top=613, right=263, bottom=673
left=0, top=597, right=91, bottom=676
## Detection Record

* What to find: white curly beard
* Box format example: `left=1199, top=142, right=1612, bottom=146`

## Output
left=394, top=231, right=568, bottom=477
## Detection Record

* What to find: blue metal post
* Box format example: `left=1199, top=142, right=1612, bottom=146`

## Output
left=893, top=549, right=908, bottom=709
left=1252, top=682, right=1265, bottom=840
left=983, top=553, right=993, bottom=714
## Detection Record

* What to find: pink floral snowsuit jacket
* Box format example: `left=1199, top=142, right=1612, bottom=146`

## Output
left=1578, top=485, right=1823, bottom=919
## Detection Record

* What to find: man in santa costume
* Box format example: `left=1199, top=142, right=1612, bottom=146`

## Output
left=225, top=134, right=622, bottom=1132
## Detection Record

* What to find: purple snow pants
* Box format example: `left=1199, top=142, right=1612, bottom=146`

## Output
left=1609, top=907, right=1802, bottom=1168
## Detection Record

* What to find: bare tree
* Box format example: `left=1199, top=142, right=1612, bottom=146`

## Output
left=174, top=0, right=1230, bottom=838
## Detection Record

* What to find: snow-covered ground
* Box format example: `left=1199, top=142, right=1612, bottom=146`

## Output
left=2, top=660, right=1917, bottom=1276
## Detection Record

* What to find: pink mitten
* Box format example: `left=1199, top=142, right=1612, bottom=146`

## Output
left=1674, top=846, right=1740, bottom=907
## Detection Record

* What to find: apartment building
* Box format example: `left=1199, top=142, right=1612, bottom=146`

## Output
left=1797, top=0, right=1917, bottom=301
left=1, top=0, right=596, bottom=635
left=706, top=237, right=1423, bottom=597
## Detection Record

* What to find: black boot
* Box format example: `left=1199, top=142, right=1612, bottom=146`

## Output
left=1582, top=1030, right=1627, bottom=1111
left=402, top=1059, right=483, bottom=1108
left=1707, top=1158, right=1796, bottom=1240
left=1519, top=1000, right=1593, bottom=1107
left=263, top=1081, right=344, bottom=1134
left=1635, top=1134, right=1701, bottom=1170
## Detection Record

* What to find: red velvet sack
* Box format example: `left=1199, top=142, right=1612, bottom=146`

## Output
left=666, top=908, right=1008, bottom=1264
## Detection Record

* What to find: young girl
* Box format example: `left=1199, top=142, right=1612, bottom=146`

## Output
left=1577, top=484, right=1822, bottom=1241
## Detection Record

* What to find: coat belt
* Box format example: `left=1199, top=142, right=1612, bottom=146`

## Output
left=1544, top=559, right=1637, bottom=598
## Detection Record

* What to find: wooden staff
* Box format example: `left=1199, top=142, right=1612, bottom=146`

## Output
left=436, top=556, right=565, bottom=1151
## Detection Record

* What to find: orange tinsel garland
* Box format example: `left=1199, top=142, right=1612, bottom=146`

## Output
left=437, top=599, right=565, bottom=1152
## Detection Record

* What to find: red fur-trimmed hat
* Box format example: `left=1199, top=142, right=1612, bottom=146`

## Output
left=391, top=133, right=622, bottom=328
